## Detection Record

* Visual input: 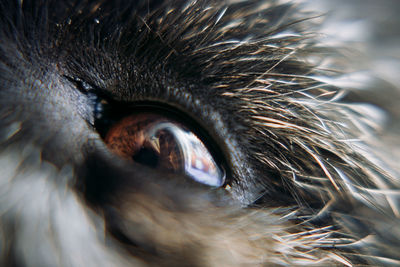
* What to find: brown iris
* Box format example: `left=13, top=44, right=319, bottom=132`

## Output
left=104, top=112, right=225, bottom=187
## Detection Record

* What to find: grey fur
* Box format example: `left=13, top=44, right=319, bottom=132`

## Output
left=0, top=0, right=400, bottom=266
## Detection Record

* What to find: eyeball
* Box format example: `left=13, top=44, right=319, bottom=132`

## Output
left=104, top=112, right=225, bottom=187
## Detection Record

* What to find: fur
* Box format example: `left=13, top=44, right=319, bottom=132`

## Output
left=0, top=0, right=399, bottom=266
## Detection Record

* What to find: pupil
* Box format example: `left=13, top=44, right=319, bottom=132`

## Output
left=104, top=111, right=226, bottom=187
left=132, top=147, right=159, bottom=168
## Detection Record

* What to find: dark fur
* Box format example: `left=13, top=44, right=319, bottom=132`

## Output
left=1, top=0, right=400, bottom=266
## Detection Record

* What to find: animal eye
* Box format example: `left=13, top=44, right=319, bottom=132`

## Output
left=103, top=112, right=226, bottom=187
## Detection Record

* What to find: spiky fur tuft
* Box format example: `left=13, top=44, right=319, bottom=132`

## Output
left=1, top=0, right=399, bottom=266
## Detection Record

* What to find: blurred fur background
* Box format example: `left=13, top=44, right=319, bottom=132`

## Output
left=1, top=0, right=400, bottom=266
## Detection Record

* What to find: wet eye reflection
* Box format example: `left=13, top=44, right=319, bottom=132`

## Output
left=104, top=112, right=225, bottom=187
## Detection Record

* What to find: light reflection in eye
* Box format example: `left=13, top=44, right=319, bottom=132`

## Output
left=104, top=113, right=225, bottom=187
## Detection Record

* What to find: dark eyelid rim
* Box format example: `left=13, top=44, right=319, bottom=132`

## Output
left=91, top=96, right=232, bottom=188
left=64, top=75, right=115, bottom=99
left=65, top=75, right=233, bottom=188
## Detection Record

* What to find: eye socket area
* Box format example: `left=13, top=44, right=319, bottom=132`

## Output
left=103, top=111, right=226, bottom=187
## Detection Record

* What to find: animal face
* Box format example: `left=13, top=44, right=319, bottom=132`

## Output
left=1, top=0, right=399, bottom=266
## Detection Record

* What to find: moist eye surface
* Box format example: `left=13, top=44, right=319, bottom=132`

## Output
left=103, top=111, right=226, bottom=187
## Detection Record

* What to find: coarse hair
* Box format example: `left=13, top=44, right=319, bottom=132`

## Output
left=0, top=0, right=399, bottom=266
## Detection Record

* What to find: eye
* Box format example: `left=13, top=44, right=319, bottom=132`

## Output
left=102, top=110, right=226, bottom=187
